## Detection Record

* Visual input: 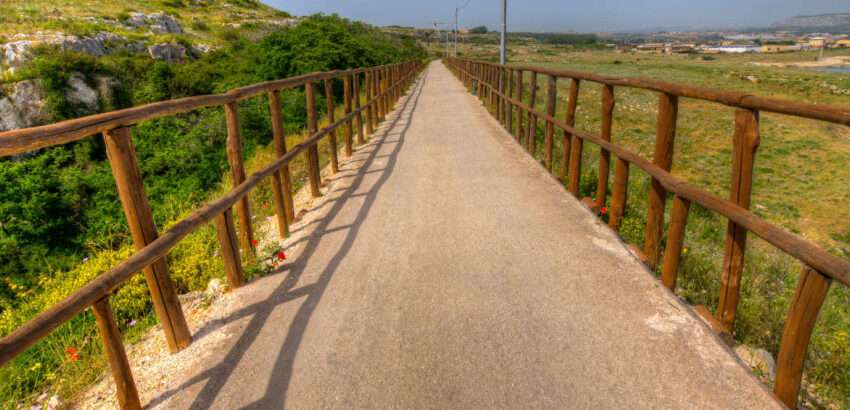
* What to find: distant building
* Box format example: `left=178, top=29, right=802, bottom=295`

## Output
left=809, top=37, right=826, bottom=48
left=637, top=43, right=665, bottom=52
left=760, top=45, right=801, bottom=52
left=705, top=45, right=762, bottom=53
left=836, top=39, right=850, bottom=48
left=668, top=43, right=695, bottom=53
left=459, top=29, right=469, bottom=34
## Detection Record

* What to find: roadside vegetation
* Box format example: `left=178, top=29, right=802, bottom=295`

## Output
left=444, top=43, right=849, bottom=406
left=0, top=12, right=424, bottom=406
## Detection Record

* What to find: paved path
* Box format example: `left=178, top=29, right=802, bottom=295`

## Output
left=156, top=62, right=779, bottom=408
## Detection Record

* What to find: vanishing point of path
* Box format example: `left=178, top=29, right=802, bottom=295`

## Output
left=154, top=62, right=780, bottom=408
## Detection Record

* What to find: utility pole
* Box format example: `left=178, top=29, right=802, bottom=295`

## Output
left=454, top=8, right=459, bottom=57
left=434, top=21, right=452, bottom=58
left=500, top=0, right=507, bottom=64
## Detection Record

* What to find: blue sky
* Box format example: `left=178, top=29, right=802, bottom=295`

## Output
left=263, top=0, right=849, bottom=32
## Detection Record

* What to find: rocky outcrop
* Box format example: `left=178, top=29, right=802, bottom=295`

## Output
left=124, top=12, right=183, bottom=34
left=0, top=79, right=46, bottom=132
left=0, top=33, right=146, bottom=65
left=0, top=73, right=118, bottom=133
left=147, top=44, right=188, bottom=63
left=65, top=73, right=100, bottom=114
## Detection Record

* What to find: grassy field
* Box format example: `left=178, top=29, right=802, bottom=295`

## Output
left=441, top=43, right=850, bottom=406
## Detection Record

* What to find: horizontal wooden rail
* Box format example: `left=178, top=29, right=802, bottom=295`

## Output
left=0, top=59, right=423, bottom=408
left=445, top=58, right=848, bottom=409
left=0, top=64, right=410, bottom=158
left=470, top=61, right=850, bottom=127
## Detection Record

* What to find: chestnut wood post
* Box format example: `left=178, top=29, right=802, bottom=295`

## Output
left=514, top=70, right=523, bottom=140
left=479, top=64, right=486, bottom=103
left=562, top=78, right=580, bottom=180
left=490, top=66, right=501, bottom=113
left=353, top=73, right=365, bottom=145
left=103, top=127, right=191, bottom=352
left=718, top=108, right=760, bottom=331
left=480, top=64, right=487, bottom=104
left=774, top=266, right=832, bottom=408
left=268, top=90, right=295, bottom=223
left=214, top=208, right=245, bottom=288
left=224, top=102, right=256, bottom=259
left=525, top=71, right=538, bottom=153
left=506, top=69, right=514, bottom=135
left=305, top=82, right=322, bottom=198
left=365, top=72, right=374, bottom=135
left=660, top=195, right=690, bottom=290
left=597, top=84, right=615, bottom=204
left=370, top=71, right=379, bottom=129
left=374, top=69, right=381, bottom=124
left=608, top=158, right=630, bottom=232
left=323, top=79, right=339, bottom=174
left=498, top=67, right=505, bottom=124
left=644, top=93, right=678, bottom=269
left=92, top=297, right=141, bottom=410
left=382, top=67, right=390, bottom=115
left=544, top=75, right=557, bottom=172
left=343, top=75, right=354, bottom=157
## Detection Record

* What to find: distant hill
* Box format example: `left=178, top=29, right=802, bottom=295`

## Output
left=769, top=13, right=850, bottom=29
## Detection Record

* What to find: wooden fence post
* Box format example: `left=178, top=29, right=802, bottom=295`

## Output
left=506, top=69, right=514, bottom=135
left=373, top=70, right=381, bottom=119
left=382, top=67, right=389, bottom=117
left=498, top=67, right=505, bottom=124
left=368, top=71, right=377, bottom=129
left=544, top=75, right=557, bottom=172
left=774, top=266, right=832, bottom=408
left=213, top=208, right=245, bottom=288
left=305, top=82, right=322, bottom=197
left=660, top=195, right=690, bottom=290
left=92, top=297, right=141, bottom=410
left=103, top=127, right=191, bottom=352
left=525, top=71, right=538, bottom=153
left=608, top=158, right=630, bottom=232
left=562, top=78, right=580, bottom=180
left=354, top=73, right=365, bottom=144
left=644, top=93, right=678, bottom=269
left=324, top=79, right=339, bottom=174
left=224, top=102, right=257, bottom=258
left=268, top=90, right=295, bottom=223
left=718, top=108, right=760, bottom=331
left=514, top=70, right=523, bottom=140
left=597, top=84, right=615, bottom=204
left=343, top=75, right=354, bottom=157
left=365, top=72, right=374, bottom=135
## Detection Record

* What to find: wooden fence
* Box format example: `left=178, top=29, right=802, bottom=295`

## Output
left=444, top=57, right=850, bottom=408
left=0, top=59, right=423, bottom=409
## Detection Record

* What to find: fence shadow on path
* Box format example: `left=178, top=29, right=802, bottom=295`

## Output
left=144, top=70, right=429, bottom=409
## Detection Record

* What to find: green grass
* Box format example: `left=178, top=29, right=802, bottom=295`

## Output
left=444, top=47, right=850, bottom=406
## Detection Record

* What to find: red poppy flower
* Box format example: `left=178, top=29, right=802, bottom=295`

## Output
left=252, top=239, right=258, bottom=245
left=65, top=348, right=76, bottom=354
left=68, top=354, right=79, bottom=361
left=278, top=251, right=286, bottom=261
left=596, top=199, right=602, bottom=205
left=601, top=207, right=608, bottom=213
left=264, top=204, right=268, bottom=209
